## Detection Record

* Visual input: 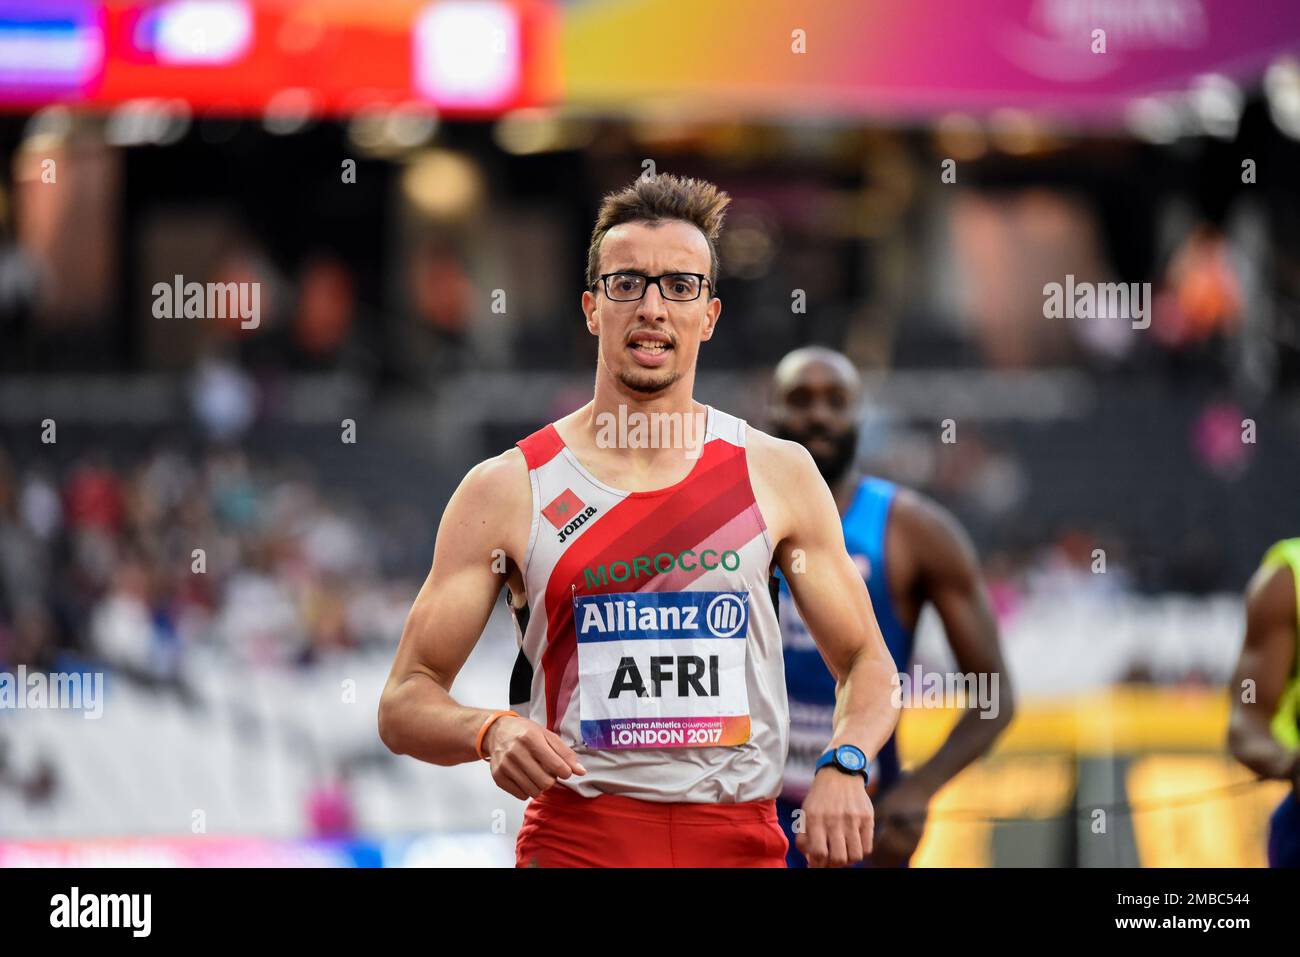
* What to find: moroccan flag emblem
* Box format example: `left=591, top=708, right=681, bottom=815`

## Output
left=543, top=488, right=587, bottom=528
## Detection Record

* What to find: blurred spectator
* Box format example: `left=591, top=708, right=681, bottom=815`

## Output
left=0, top=442, right=418, bottom=679
left=190, top=354, right=258, bottom=442
left=294, top=256, right=357, bottom=366
left=1155, top=224, right=1244, bottom=349
left=307, top=767, right=358, bottom=839
left=1192, top=398, right=1254, bottom=480
left=62, top=452, right=124, bottom=534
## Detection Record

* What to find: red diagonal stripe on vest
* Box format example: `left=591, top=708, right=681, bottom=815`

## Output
left=539, top=441, right=757, bottom=730
left=636, top=503, right=769, bottom=594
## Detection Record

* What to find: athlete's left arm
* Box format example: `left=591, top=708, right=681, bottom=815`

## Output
left=871, top=493, right=1015, bottom=866
left=748, top=429, right=900, bottom=867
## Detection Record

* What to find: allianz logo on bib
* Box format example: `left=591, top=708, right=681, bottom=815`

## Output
left=574, top=591, right=749, bottom=706
left=574, top=590, right=748, bottom=642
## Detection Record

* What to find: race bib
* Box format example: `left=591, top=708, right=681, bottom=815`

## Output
left=573, top=589, right=751, bottom=749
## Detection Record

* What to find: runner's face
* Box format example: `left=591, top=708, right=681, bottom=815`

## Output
left=583, top=220, right=720, bottom=396
left=771, top=362, right=859, bottom=482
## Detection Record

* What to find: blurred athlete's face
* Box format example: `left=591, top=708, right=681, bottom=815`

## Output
left=771, top=360, right=859, bottom=483
left=583, top=220, right=721, bottom=396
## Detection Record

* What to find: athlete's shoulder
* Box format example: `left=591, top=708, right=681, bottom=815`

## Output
left=886, top=486, right=980, bottom=579
left=476, top=445, right=530, bottom=485
left=1246, top=558, right=1296, bottom=627
left=431, top=449, right=532, bottom=561
left=1260, top=538, right=1300, bottom=573
left=743, top=423, right=820, bottom=482
left=1242, top=563, right=1297, bottom=669
left=451, top=448, right=531, bottom=518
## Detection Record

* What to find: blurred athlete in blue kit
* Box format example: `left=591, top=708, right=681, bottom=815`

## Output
left=768, top=347, right=1015, bottom=867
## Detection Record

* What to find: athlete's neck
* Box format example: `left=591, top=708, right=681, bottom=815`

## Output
left=590, top=364, right=701, bottom=419
left=832, top=471, right=860, bottom=517
left=569, top=376, right=708, bottom=468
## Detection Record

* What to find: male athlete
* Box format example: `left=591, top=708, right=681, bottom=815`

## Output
left=769, top=347, right=1014, bottom=867
left=379, top=175, right=900, bottom=867
left=1228, top=539, right=1300, bottom=867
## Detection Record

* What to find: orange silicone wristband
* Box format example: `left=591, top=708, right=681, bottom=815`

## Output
left=475, top=710, right=520, bottom=760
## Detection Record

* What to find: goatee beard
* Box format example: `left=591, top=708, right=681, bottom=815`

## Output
left=619, top=369, right=680, bottom=394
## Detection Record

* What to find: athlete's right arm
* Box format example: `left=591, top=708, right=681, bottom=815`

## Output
left=1228, top=563, right=1300, bottom=791
left=377, top=450, right=585, bottom=800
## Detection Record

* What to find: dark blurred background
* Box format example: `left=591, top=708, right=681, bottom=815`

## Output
left=1, top=0, right=1298, bottom=866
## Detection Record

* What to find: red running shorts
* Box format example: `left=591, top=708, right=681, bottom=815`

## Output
left=516, top=783, right=788, bottom=868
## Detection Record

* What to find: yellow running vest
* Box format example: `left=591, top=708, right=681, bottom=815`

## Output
left=1259, top=539, right=1300, bottom=749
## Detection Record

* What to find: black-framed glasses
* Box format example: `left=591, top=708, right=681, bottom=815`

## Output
left=591, top=272, right=712, bottom=302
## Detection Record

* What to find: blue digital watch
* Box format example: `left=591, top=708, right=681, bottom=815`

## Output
left=814, top=744, right=870, bottom=787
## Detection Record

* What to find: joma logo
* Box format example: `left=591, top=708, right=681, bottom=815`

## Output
left=544, top=489, right=597, bottom=543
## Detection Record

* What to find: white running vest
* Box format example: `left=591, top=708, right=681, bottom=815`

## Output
left=509, top=405, right=789, bottom=803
